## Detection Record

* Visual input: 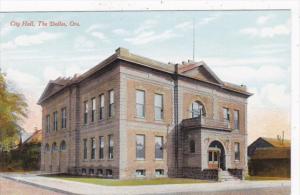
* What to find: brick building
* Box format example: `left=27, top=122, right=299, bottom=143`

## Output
left=38, top=47, right=252, bottom=180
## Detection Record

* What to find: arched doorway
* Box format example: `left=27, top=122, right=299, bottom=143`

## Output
left=208, top=140, right=226, bottom=170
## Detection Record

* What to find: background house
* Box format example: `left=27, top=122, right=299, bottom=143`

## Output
left=248, top=137, right=290, bottom=177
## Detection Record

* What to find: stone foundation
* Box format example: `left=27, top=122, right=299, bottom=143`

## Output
left=182, top=167, right=218, bottom=180
left=228, top=168, right=243, bottom=179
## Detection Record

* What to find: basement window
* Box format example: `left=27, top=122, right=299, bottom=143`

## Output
left=136, top=169, right=146, bottom=177
left=155, top=169, right=164, bottom=177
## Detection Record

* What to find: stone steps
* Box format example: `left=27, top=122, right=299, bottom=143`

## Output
left=218, top=170, right=240, bottom=182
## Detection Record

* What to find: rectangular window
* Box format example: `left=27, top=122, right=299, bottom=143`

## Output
left=155, top=169, right=164, bottom=177
left=234, top=142, right=240, bottom=161
left=46, top=115, right=50, bottom=132
left=154, top=94, right=163, bottom=120
left=136, top=90, right=145, bottom=118
left=109, top=90, right=114, bottom=117
left=106, top=169, right=113, bottom=177
left=99, top=94, right=104, bottom=120
left=84, top=101, right=88, bottom=124
left=91, top=98, right=96, bottom=122
left=108, top=135, right=114, bottom=159
left=53, top=111, right=58, bottom=131
left=155, top=136, right=163, bottom=160
left=99, top=136, right=104, bottom=159
left=136, top=169, right=146, bottom=177
left=136, top=135, right=145, bottom=160
left=83, top=139, right=87, bottom=160
left=91, top=137, right=96, bottom=159
left=234, top=110, right=239, bottom=129
left=223, top=108, right=230, bottom=128
left=223, top=108, right=230, bottom=120
left=61, top=108, right=67, bottom=129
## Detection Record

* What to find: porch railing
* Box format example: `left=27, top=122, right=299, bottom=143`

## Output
left=181, top=117, right=231, bottom=130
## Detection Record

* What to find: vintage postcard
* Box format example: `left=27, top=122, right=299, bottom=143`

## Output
left=0, top=1, right=298, bottom=195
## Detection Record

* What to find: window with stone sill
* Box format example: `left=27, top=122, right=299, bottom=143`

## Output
left=108, top=90, right=114, bottom=117
left=91, top=98, right=96, bottom=122
left=136, top=169, right=146, bottom=177
left=155, top=169, right=164, bottom=177
left=154, top=94, right=163, bottom=120
left=84, top=101, right=88, bottom=124
left=136, top=90, right=145, bottom=118
left=99, top=94, right=104, bottom=120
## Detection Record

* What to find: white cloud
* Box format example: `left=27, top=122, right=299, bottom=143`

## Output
left=249, top=83, right=290, bottom=109
left=125, top=19, right=180, bottom=45
left=74, top=36, right=95, bottom=50
left=240, top=19, right=290, bottom=38
left=86, top=24, right=105, bottom=33
left=125, top=30, right=179, bottom=45
left=204, top=56, right=285, bottom=67
left=90, top=32, right=107, bottom=40
left=175, top=21, right=193, bottom=30
left=134, top=19, right=157, bottom=34
left=85, top=24, right=108, bottom=41
left=257, top=15, right=273, bottom=25
left=198, top=14, right=221, bottom=25
left=1, top=23, right=13, bottom=36
left=112, top=28, right=130, bottom=36
left=214, top=65, right=288, bottom=84
left=1, top=32, right=62, bottom=50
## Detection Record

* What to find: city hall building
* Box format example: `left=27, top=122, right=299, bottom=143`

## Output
left=38, top=48, right=252, bottom=180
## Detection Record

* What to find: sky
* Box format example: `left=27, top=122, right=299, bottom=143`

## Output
left=0, top=11, right=291, bottom=144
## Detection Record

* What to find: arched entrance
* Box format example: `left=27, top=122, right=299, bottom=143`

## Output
left=208, top=140, right=226, bottom=170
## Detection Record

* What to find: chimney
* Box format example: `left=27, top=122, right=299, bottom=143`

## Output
left=115, top=47, right=129, bottom=57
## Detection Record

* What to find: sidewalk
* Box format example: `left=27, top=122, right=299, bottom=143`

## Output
left=0, top=173, right=290, bottom=195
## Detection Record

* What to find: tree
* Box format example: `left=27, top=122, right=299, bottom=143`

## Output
left=0, top=71, right=27, bottom=151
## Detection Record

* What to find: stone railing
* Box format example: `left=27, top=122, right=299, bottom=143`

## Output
left=181, top=117, right=230, bottom=130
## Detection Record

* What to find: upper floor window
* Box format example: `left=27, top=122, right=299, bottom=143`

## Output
left=91, top=137, right=96, bottom=159
left=46, top=115, right=50, bottom=133
left=109, top=90, right=114, bottom=117
left=61, top=108, right=67, bottom=129
left=108, top=135, right=114, bottom=159
left=99, top=94, right=104, bottom=120
left=84, top=101, right=88, bottom=124
left=233, top=110, right=239, bottom=130
left=154, top=94, right=163, bottom=120
left=191, top=101, right=205, bottom=118
left=155, top=136, right=163, bottom=160
left=91, top=98, right=96, bottom=122
left=53, top=111, right=58, bottom=131
left=83, top=139, right=87, bottom=160
left=99, top=136, right=104, bottom=159
left=136, top=90, right=145, bottom=118
left=234, top=142, right=240, bottom=161
left=190, top=140, right=195, bottom=153
left=223, top=108, right=230, bottom=121
left=136, top=135, right=145, bottom=160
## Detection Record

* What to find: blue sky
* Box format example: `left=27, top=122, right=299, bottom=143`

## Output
left=0, top=11, right=291, bottom=143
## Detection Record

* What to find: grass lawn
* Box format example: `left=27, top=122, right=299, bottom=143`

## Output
left=245, top=176, right=290, bottom=181
left=49, top=176, right=210, bottom=186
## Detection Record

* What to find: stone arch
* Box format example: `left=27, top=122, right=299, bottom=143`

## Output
left=190, top=100, right=206, bottom=118
left=208, top=140, right=226, bottom=170
left=60, top=140, right=66, bottom=151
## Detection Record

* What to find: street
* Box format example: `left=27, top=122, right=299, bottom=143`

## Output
left=0, top=173, right=290, bottom=195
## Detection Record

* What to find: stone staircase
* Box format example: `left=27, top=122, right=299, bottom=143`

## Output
left=218, top=170, right=240, bottom=182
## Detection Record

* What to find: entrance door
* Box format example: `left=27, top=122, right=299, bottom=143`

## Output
left=208, top=141, right=226, bottom=170
left=208, top=150, right=220, bottom=169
